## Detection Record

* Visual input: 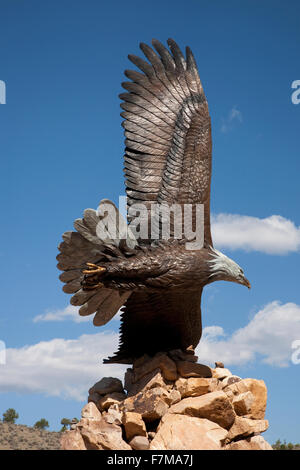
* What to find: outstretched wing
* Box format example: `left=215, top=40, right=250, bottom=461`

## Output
left=122, top=38, right=212, bottom=246
left=104, top=289, right=203, bottom=363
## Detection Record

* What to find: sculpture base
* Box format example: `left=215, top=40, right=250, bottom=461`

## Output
left=61, top=350, right=272, bottom=450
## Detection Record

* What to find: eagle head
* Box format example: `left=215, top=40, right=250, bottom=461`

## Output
left=208, top=248, right=251, bottom=289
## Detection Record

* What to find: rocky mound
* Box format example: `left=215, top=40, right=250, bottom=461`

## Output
left=61, top=350, right=272, bottom=450
left=0, top=422, right=61, bottom=450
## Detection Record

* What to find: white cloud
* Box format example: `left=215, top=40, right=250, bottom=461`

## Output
left=211, top=213, right=300, bottom=254
left=33, top=305, right=121, bottom=324
left=33, top=305, right=89, bottom=323
left=221, top=106, right=243, bottom=133
left=0, top=331, right=128, bottom=401
left=196, top=301, right=300, bottom=367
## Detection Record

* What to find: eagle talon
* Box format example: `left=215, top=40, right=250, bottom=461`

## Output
left=82, top=264, right=106, bottom=275
left=83, top=282, right=104, bottom=290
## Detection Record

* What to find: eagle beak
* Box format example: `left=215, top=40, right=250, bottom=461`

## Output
left=243, top=277, right=251, bottom=289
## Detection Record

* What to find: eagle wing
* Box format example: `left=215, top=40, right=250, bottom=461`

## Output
left=122, top=38, right=212, bottom=246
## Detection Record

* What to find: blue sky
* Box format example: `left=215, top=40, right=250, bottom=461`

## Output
left=0, top=0, right=300, bottom=444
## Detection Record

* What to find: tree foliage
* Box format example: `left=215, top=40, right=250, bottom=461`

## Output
left=272, top=439, right=300, bottom=450
left=2, top=408, right=19, bottom=424
left=34, top=418, right=49, bottom=430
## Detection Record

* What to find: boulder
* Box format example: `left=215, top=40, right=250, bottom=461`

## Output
left=176, top=361, right=212, bottom=378
left=61, top=430, right=86, bottom=450
left=220, top=375, right=241, bottom=389
left=226, top=435, right=273, bottom=450
left=78, top=418, right=131, bottom=450
left=81, top=402, right=102, bottom=420
left=89, top=377, right=124, bottom=396
left=122, top=387, right=169, bottom=422
left=127, top=368, right=171, bottom=397
left=103, top=406, right=123, bottom=425
left=232, top=391, right=254, bottom=416
left=175, top=377, right=218, bottom=398
left=129, top=435, right=150, bottom=450
left=168, top=390, right=236, bottom=429
left=122, top=412, right=147, bottom=441
left=226, top=416, right=269, bottom=442
left=98, top=392, right=127, bottom=411
left=150, top=415, right=227, bottom=450
left=215, top=362, right=224, bottom=368
left=223, top=379, right=249, bottom=401
left=212, top=367, right=232, bottom=380
left=165, top=389, right=181, bottom=405
left=243, top=378, right=267, bottom=419
left=88, top=392, right=101, bottom=404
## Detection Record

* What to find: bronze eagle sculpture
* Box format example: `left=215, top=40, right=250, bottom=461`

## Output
left=57, top=39, right=250, bottom=364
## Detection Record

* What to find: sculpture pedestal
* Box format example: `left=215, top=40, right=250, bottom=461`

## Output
left=61, top=350, right=272, bottom=450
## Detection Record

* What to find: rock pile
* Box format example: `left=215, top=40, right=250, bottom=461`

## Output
left=61, top=350, right=272, bottom=450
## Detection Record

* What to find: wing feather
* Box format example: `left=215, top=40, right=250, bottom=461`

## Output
left=122, top=39, right=212, bottom=246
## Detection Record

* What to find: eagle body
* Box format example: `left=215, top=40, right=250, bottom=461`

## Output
left=57, top=39, right=250, bottom=363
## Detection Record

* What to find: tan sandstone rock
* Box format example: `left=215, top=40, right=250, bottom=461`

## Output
left=81, top=402, right=102, bottom=420
left=212, top=367, right=232, bottom=380
left=226, top=435, right=273, bottom=450
left=226, top=416, right=269, bottom=442
left=220, top=375, right=241, bottom=389
left=129, top=435, right=150, bottom=450
left=232, top=391, right=254, bottom=416
left=78, top=418, right=131, bottom=450
left=243, top=378, right=267, bottom=419
left=215, top=362, right=224, bottom=368
left=169, top=390, right=236, bottom=429
left=175, top=377, right=218, bottom=398
left=61, top=430, right=86, bottom=450
left=165, top=389, right=181, bottom=405
left=103, top=406, right=123, bottom=425
left=122, top=387, right=169, bottom=422
left=150, top=414, right=227, bottom=450
left=122, top=412, right=147, bottom=441
left=98, top=392, right=127, bottom=411
left=223, top=379, right=249, bottom=400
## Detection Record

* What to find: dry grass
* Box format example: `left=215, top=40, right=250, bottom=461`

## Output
left=0, top=422, right=62, bottom=450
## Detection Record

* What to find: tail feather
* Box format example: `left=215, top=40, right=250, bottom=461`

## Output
left=57, top=199, right=135, bottom=325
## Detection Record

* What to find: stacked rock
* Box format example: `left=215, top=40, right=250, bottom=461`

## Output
left=61, top=350, right=272, bottom=450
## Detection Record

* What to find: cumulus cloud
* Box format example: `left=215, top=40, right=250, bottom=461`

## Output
left=0, top=331, right=127, bottom=401
left=211, top=213, right=300, bottom=254
left=196, top=301, right=300, bottom=367
left=33, top=305, right=89, bottom=323
left=33, top=305, right=121, bottom=324
left=221, top=106, right=243, bottom=133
